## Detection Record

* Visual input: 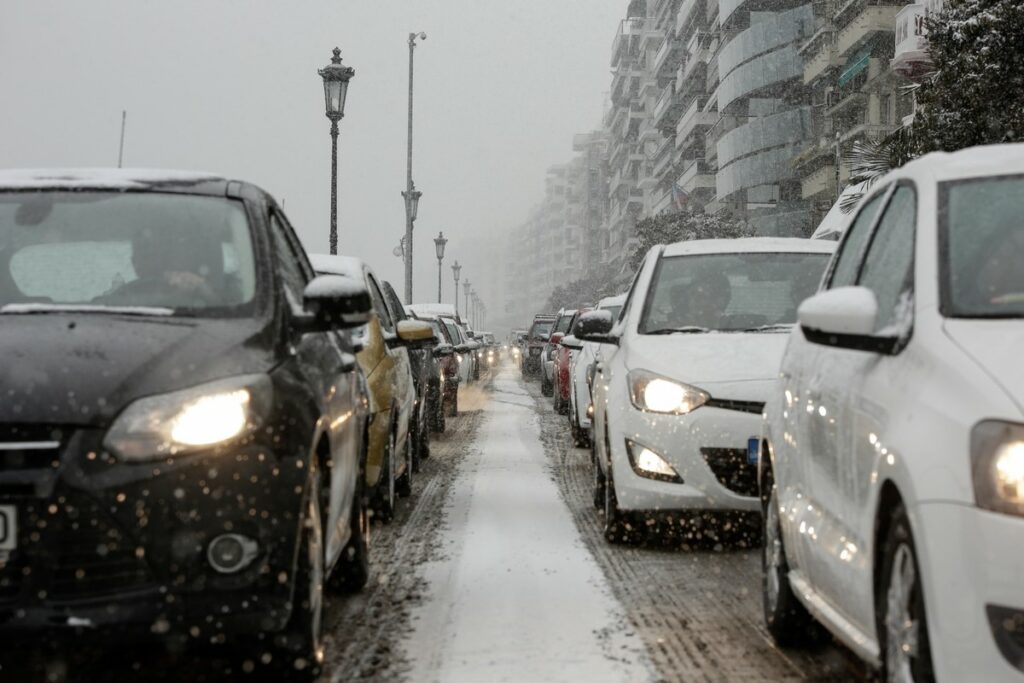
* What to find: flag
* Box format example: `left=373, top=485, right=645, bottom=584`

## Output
left=672, top=183, right=689, bottom=211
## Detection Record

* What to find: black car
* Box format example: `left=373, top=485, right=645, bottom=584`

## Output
left=0, top=169, right=373, bottom=677
left=522, top=314, right=556, bottom=377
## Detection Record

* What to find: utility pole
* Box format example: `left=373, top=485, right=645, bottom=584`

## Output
left=117, top=110, right=127, bottom=168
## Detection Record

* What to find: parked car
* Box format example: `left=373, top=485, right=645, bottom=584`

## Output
left=542, top=309, right=578, bottom=397
left=0, top=169, right=374, bottom=676
left=522, top=314, right=557, bottom=378
left=581, top=238, right=834, bottom=543
left=311, top=255, right=434, bottom=523
left=454, top=320, right=480, bottom=382
left=381, top=283, right=436, bottom=471
left=566, top=295, right=625, bottom=447
left=552, top=310, right=586, bottom=413
left=760, top=145, right=1024, bottom=682
left=407, top=307, right=460, bottom=429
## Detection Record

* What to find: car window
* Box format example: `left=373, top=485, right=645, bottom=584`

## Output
left=857, top=185, right=916, bottom=333
left=380, top=280, right=408, bottom=322
left=829, top=190, right=887, bottom=289
left=268, top=212, right=309, bottom=304
left=617, top=269, right=644, bottom=323
left=553, top=313, right=574, bottom=335
left=366, top=274, right=394, bottom=333
left=443, top=319, right=462, bottom=343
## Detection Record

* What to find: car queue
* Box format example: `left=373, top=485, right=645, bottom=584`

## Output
left=520, top=145, right=1024, bottom=683
left=0, top=169, right=490, bottom=680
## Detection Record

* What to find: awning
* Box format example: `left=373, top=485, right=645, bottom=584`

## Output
left=838, top=47, right=872, bottom=86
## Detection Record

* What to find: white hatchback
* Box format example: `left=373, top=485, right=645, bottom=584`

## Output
left=581, top=238, right=835, bottom=542
left=760, top=144, right=1024, bottom=682
left=566, top=294, right=625, bottom=448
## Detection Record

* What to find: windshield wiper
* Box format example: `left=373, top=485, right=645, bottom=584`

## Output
left=0, top=303, right=174, bottom=317
left=731, top=324, right=794, bottom=333
left=644, top=326, right=710, bottom=335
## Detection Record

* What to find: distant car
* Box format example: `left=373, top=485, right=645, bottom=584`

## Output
left=381, top=283, right=437, bottom=471
left=552, top=310, right=586, bottom=413
left=542, top=309, right=577, bottom=397
left=312, top=255, right=435, bottom=523
left=407, top=308, right=460, bottom=429
left=583, top=238, right=835, bottom=543
left=0, top=169, right=374, bottom=676
left=522, top=314, right=557, bottom=378
left=567, top=295, right=625, bottom=447
left=760, top=145, right=1024, bottom=682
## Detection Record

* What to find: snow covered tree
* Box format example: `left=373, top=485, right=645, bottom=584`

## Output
left=911, top=0, right=1024, bottom=153
left=544, top=264, right=619, bottom=311
left=629, top=209, right=752, bottom=271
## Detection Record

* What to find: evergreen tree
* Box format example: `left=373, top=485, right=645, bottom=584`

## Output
left=629, top=209, right=751, bottom=271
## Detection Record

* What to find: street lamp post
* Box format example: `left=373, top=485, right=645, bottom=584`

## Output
left=433, top=231, right=448, bottom=303
left=463, top=280, right=471, bottom=326
left=318, top=48, right=355, bottom=255
left=451, top=260, right=462, bottom=316
left=403, top=31, right=428, bottom=303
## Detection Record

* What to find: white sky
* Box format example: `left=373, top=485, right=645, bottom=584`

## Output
left=0, top=1, right=624, bottom=308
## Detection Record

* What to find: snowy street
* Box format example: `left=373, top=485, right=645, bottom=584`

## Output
left=320, top=361, right=866, bottom=682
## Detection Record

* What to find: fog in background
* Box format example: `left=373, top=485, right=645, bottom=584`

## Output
left=0, top=1, right=624, bottom=313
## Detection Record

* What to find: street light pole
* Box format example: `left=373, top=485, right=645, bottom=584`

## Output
left=451, top=260, right=462, bottom=316
left=319, top=48, right=355, bottom=255
left=404, top=31, right=427, bottom=303
left=463, top=280, right=471, bottom=326
left=433, top=231, right=448, bottom=304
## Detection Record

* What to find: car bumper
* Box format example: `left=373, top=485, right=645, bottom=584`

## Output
left=608, top=406, right=761, bottom=513
left=0, top=431, right=306, bottom=640
left=915, top=502, right=1024, bottom=681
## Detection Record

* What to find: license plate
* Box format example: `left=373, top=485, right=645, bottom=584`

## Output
left=747, top=438, right=760, bottom=466
left=0, top=505, right=16, bottom=552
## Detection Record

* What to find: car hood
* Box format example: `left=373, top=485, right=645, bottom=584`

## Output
left=943, top=319, right=1024, bottom=413
left=0, top=314, right=277, bottom=426
left=626, top=332, right=790, bottom=398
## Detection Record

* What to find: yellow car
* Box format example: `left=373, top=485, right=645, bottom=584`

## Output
left=311, top=255, right=435, bottom=521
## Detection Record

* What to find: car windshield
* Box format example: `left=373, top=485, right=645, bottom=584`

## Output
left=0, top=191, right=256, bottom=315
left=601, top=305, right=622, bottom=320
left=529, top=320, right=554, bottom=339
left=553, top=314, right=574, bottom=335
left=639, top=252, right=830, bottom=334
left=941, top=175, right=1024, bottom=318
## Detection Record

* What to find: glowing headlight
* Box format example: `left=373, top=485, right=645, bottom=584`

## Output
left=457, top=354, right=464, bottom=364
left=625, top=440, right=682, bottom=483
left=971, top=420, right=1024, bottom=516
left=628, top=370, right=708, bottom=415
left=104, top=375, right=271, bottom=462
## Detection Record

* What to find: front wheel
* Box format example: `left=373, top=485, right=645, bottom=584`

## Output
left=879, top=504, right=935, bottom=683
left=762, top=476, right=816, bottom=646
left=541, top=373, right=553, bottom=397
left=602, top=461, right=637, bottom=544
left=327, top=463, right=370, bottom=594
left=395, top=428, right=413, bottom=498
left=372, top=424, right=397, bottom=523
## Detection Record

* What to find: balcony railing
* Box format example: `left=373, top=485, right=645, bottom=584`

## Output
left=676, top=98, right=716, bottom=148
left=836, top=5, right=902, bottom=57
left=892, top=3, right=936, bottom=79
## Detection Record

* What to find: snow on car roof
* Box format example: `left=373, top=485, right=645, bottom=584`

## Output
left=408, top=303, right=458, bottom=319
left=662, top=237, right=836, bottom=258
left=597, top=294, right=627, bottom=307
left=309, top=253, right=365, bottom=281
left=901, top=143, right=1024, bottom=182
left=0, top=168, right=224, bottom=190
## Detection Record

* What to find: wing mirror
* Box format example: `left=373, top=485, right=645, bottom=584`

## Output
left=549, top=332, right=564, bottom=345
left=454, top=343, right=471, bottom=354
left=300, top=275, right=372, bottom=332
left=574, top=310, right=618, bottom=345
left=396, top=320, right=436, bottom=349
left=433, top=343, right=455, bottom=358
left=798, top=286, right=900, bottom=354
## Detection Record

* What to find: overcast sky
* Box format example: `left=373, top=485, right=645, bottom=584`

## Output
left=0, top=1, right=624, bottom=310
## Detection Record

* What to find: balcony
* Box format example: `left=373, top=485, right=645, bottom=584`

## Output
left=652, top=136, right=677, bottom=180
left=676, top=98, right=716, bottom=148
left=653, top=36, right=682, bottom=78
left=804, top=42, right=839, bottom=84
left=611, top=18, right=646, bottom=68
left=836, top=5, right=902, bottom=58
left=801, top=164, right=837, bottom=199
left=676, top=0, right=702, bottom=35
left=892, top=3, right=935, bottom=80
left=678, top=158, right=716, bottom=191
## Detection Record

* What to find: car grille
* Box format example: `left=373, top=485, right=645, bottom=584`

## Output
left=705, top=398, right=765, bottom=415
left=700, top=448, right=758, bottom=497
left=529, top=347, right=542, bottom=356
left=0, top=425, right=65, bottom=474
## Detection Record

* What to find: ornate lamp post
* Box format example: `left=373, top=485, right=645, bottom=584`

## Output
left=463, top=280, right=471, bottom=326
left=403, top=31, right=428, bottom=303
left=433, top=231, right=448, bottom=303
left=451, top=260, right=462, bottom=315
left=318, top=48, right=355, bottom=255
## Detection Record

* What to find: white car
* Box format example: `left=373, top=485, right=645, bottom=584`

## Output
left=581, top=238, right=835, bottom=542
left=566, top=294, right=625, bottom=448
left=760, top=144, right=1024, bottom=682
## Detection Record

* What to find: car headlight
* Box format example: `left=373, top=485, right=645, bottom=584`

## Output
left=104, top=375, right=272, bottom=462
left=625, top=439, right=683, bottom=483
left=457, top=354, right=464, bottom=364
left=972, top=420, right=1024, bottom=516
left=628, top=369, right=708, bottom=415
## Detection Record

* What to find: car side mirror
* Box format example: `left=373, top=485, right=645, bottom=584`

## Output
left=396, top=320, right=436, bottom=349
left=549, top=332, right=564, bottom=345
left=433, top=343, right=454, bottom=358
left=454, top=343, right=471, bottom=354
left=300, top=275, right=372, bottom=332
left=575, top=310, right=618, bottom=345
left=798, top=286, right=899, bottom=354
left=561, top=334, right=583, bottom=350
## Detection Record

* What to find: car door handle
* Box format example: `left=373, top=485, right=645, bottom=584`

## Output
left=339, top=352, right=357, bottom=374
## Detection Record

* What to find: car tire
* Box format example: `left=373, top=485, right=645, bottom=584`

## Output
left=372, top=423, right=397, bottom=523
left=541, top=374, right=553, bottom=397
left=762, top=472, right=817, bottom=646
left=878, top=503, right=935, bottom=683
left=273, top=476, right=324, bottom=680
left=327, top=460, right=370, bottom=594
left=431, top=387, right=446, bottom=434
left=603, top=459, right=637, bottom=544
left=593, top=455, right=606, bottom=510
left=395, top=429, right=413, bottom=498
left=448, top=390, right=459, bottom=417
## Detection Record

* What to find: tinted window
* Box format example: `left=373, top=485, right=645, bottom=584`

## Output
left=857, top=186, right=916, bottom=332
left=367, top=275, right=394, bottom=333
left=640, top=252, right=831, bottom=333
left=829, top=191, right=886, bottom=289
left=269, top=213, right=308, bottom=303
left=0, top=191, right=256, bottom=313
left=443, top=319, right=462, bottom=343
left=941, top=175, right=1024, bottom=318
left=553, top=313, right=574, bottom=334
left=529, top=320, right=554, bottom=339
